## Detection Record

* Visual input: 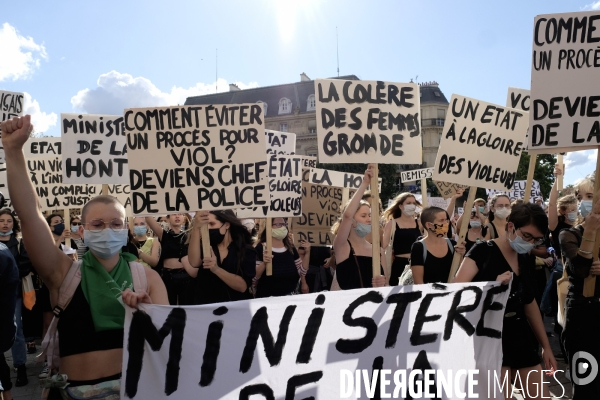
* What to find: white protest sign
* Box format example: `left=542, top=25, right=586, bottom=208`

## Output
left=414, top=194, right=452, bottom=210
left=24, top=138, right=100, bottom=210
left=61, top=113, right=128, bottom=184
left=106, top=184, right=132, bottom=215
left=506, top=87, right=530, bottom=112
left=315, top=79, right=421, bottom=164
left=486, top=179, right=543, bottom=203
left=458, top=207, right=465, bottom=215
left=236, top=154, right=303, bottom=218
left=301, top=156, right=317, bottom=169
left=125, top=104, right=269, bottom=214
left=265, top=129, right=296, bottom=155
left=432, top=94, right=528, bottom=191
left=401, top=167, right=433, bottom=183
left=528, top=11, right=600, bottom=154
left=122, top=281, right=510, bottom=400
left=0, top=90, right=25, bottom=206
left=307, top=168, right=382, bottom=191
left=433, top=181, right=468, bottom=199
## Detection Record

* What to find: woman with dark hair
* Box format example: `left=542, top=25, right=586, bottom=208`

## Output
left=185, top=210, right=256, bottom=304
left=487, top=194, right=511, bottom=239
left=454, top=203, right=557, bottom=398
left=332, top=164, right=386, bottom=289
left=145, top=213, right=193, bottom=305
left=0, top=209, right=31, bottom=387
left=70, top=215, right=87, bottom=259
left=253, top=217, right=309, bottom=297
left=558, top=197, right=600, bottom=398
left=410, top=207, right=465, bottom=284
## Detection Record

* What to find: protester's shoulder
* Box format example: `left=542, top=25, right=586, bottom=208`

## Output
left=465, top=240, right=495, bottom=261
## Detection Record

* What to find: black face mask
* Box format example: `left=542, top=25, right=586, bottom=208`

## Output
left=208, top=224, right=225, bottom=245
left=53, top=223, right=65, bottom=236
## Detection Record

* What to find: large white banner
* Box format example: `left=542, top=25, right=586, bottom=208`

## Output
left=61, top=113, right=128, bottom=184
left=432, top=95, right=528, bottom=191
left=315, top=79, right=422, bottom=164
left=122, top=282, right=511, bottom=400
left=528, top=11, right=600, bottom=154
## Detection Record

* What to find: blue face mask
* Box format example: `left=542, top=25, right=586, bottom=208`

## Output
left=71, top=226, right=79, bottom=233
left=84, top=229, right=128, bottom=259
left=53, top=223, right=65, bottom=236
left=579, top=200, right=593, bottom=218
left=353, top=221, right=372, bottom=238
left=508, top=229, right=535, bottom=254
left=478, top=207, right=485, bottom=213
left=133, top=226, right=148, bottom=236
left=0, top=230, right=13, bottom=237
left=566, top=212, right=577, bottom=222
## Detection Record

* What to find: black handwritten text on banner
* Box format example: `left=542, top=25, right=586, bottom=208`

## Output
left=432, top=95, right=528, bottom=191
left=506, top=87, right=530, bottom=113
left=125, top=105, right=269, bottom=214
left=315, top=79, right=422, bottom=164
left=529, top=11, right=600, bottom=154
left=61, top=113, right=128, bottom=184
left=121, top=282, right=510, bottom=400
left=265, top=129, right=296, bottom=155
left=400, top=167, right=433, bottom=183
left=0, top=90, right=25, bottom=206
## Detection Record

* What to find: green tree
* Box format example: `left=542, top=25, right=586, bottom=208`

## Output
left=515, top=152, right=556, bottom=199
left=315, top=162, right=399, bottom=205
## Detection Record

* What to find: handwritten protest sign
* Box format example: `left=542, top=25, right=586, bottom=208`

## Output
left=125, top=104, right=269, bottom=214
left=400, top=167, right=433, bottom=183
left=295, top=179, right=342, bottom=246
left=432, top=95, right=528, bottom=191
left=315, top=79, right=421, bottom=164
left=528, top=10, right=600, bottom=154
left=433, top=181, right=468, bottom=199
left=237, top=154, right=303, bottom=218
left=107, top=184, right=132, bottom=214
left=307, top=168, right=381, bottom=191
left=301, top=156, right=317, bottom=169
left=413, top=194, right=451, bottom=210
left=486, top=180, right=542, bottom=202
left=122, top=281, right=510, bottom=400
left=0, top=90, right=25, bottom=206
left=506, top=87, right=530, bottom=113
left=24, top=138, right=100, bottom=210
left=61, top=113, right=128, bottom=184
left=265, top=129, right=296, bottom=155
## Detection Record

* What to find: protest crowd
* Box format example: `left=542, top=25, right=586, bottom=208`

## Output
left=2, top=10, right=600, bottom=400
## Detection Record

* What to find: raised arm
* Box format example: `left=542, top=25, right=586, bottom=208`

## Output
left=145, top=216, right=164, bottom=241
left=2, top=116, right=71, bottom=289
left=548, top=165, right=561, bottom=231
left=187, top=212, right=208, bottom=267
left=446, top=188, right=464, bottom=218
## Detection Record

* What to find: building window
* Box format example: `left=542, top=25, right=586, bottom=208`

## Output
left=307, top=152, right=317, bottom=158
left=280, top=123, right=288, bottom=132
left=308, top=128, right=316, bottom=133
left=434, top=91, right=441, bottom=97
left=257, top=101, right=268, bottom=117
left=279, top=98, right=292, bottom=114
left=437, top=109, right=445, bottom=119
left=307, top=94, right=316, bottom=111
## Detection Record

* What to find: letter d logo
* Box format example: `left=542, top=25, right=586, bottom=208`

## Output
left=572, top=351, right=598, bottom=386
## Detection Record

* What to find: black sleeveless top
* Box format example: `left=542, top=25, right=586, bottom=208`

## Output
left=158, top=230, right=188, bottom=269
left=392, top=219, right=421, bottom=255
left=58, top=285, right=123, bottom=357
left=336, top=242, right=384, bottom=290
left=551, top=215, right=570, bottom=260
left=465, top=225, right=488, bottom=253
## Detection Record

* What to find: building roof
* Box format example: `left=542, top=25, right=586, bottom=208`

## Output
left=184, top=75, right=448, bottom=116
left=185, top=75, right=360, bottom=118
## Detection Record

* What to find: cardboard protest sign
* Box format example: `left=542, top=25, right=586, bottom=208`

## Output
left=400, top=167, right=433, bottom=183
left=413, top=194, right=451, bottom=210
left=433, top=180, right=468, bottom=199
left=24, top=138, right=100, bottom=210
left=432, top=95, right=528, bottom=191
left=122, top=281, right=510, bottom=400
left=486, top=179, right=542, bottom=202
left=61, top=113, right=128, bottom=184
left=0, top=90, right=25, bottom=206
left=307, top=168, right=382, bottom=191
left=125, top=104, right=269, bottom=214
left=528, top=10, right=600, bottom=154
left=506, top=87, right=530, bottom=113
left=107, top=184, right=132, bottom=214
left=301, top=155, right=317, bottom=169
left=265, top=129, right=296, bottom=155
left=236, top=154, right=303, bottom=218
left=315, top=79, right=421, bottom=164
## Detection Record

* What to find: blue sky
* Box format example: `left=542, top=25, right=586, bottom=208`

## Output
left=1, top=0, right=599, bottom=186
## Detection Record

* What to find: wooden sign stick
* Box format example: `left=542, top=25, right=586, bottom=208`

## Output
left=341, top=187, right=350, bottom=208
left=447, top=187, right=477, bottom=282
left=63, top=208, right=71, bottom=248
left=523, top=155, right=537, bottom=203
left=371, top=164, right=381, bottom=277
left=584, top=150, right=600, bottom=297
left=420, top=178, right=429, bottom=208
left=101, top=184, right=109, bottom=196
left=266, top=218, right=273, bottom=276
left=200, top=212, right=211, bottom=262
left=557, top=154, right=564, bottom=192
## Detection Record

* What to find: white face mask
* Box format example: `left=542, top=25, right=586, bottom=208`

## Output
left=494, top=208, right=511, bottom=219
left=403, top=204, right=417, bottom=216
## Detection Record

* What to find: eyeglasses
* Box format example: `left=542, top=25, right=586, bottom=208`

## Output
left=85, top=218, right=126, bottom=232
left=518, top=228, right=545, bottom=246
left=272, top=222, right=288, bottom=228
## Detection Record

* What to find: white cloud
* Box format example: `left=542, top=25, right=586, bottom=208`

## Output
left=23, top=92, right=57, bottom=134
left=70, top=71, right=259, bottom=115
left=0, top=23, right=47, bottom=81
left=564, top=149, right=596, bottom=168
left=582, top=1, right=600, bottom=10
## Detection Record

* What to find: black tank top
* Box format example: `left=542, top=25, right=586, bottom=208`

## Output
left=392, top=219, right=421, bottom=255
left=336, top=242, right=384, bottom=290
left=551, top=216, right=570, bottom=260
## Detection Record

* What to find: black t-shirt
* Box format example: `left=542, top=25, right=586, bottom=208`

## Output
left=158, top=230, right=188, bottom=268
left=255, top=243, right=301, bottom=298
left=410, top=239, right=455, bottom=284
left=194, top=243, right=256, bottom=305
left=551, top=215, right=571, bottom=260
left=466, top=241, right=535, bottom=313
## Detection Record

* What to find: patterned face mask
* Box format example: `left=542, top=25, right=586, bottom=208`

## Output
left=428, top=223, right=449, bottom=237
